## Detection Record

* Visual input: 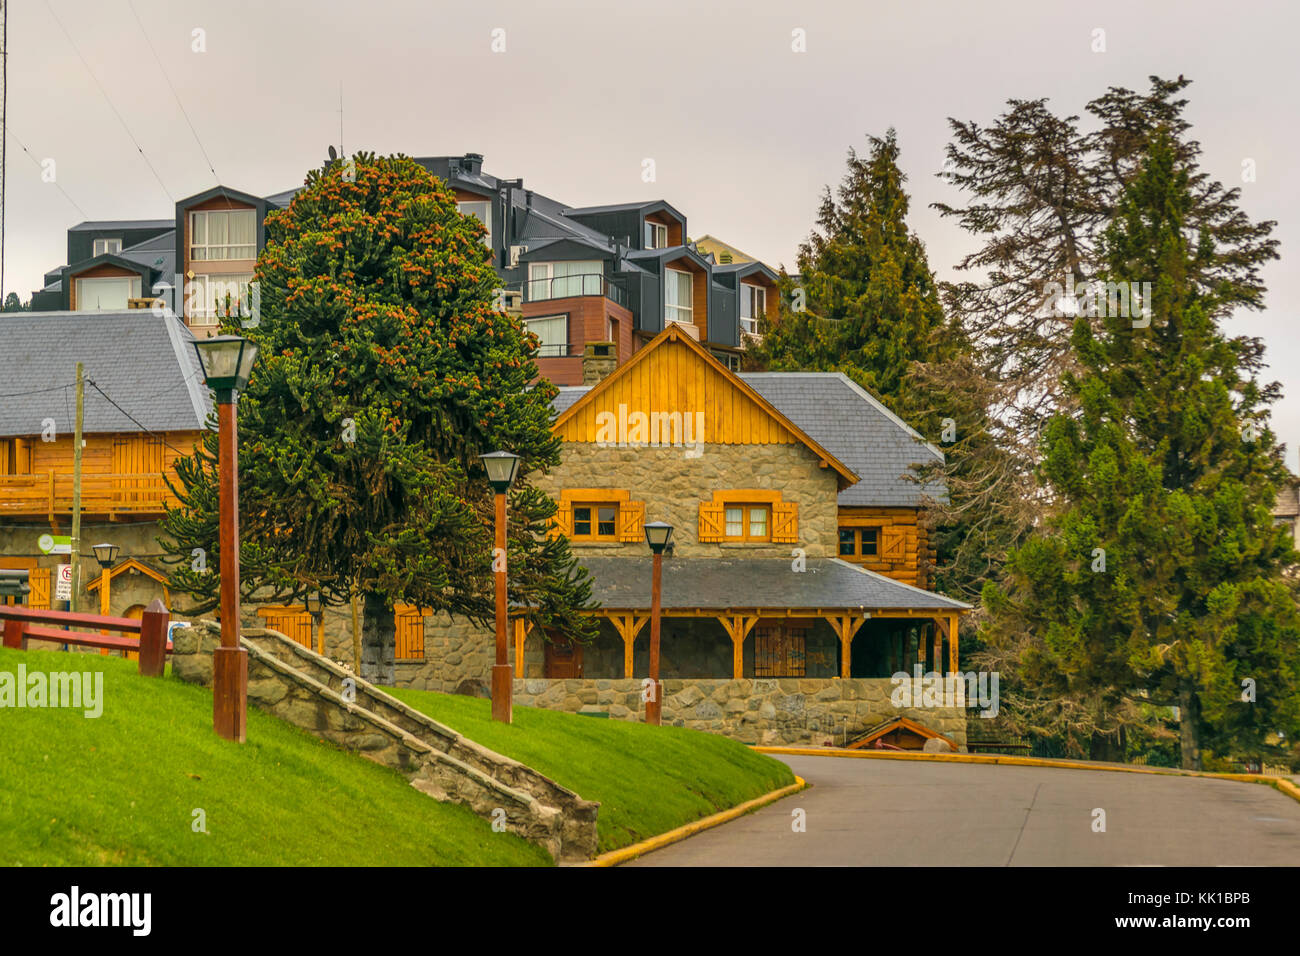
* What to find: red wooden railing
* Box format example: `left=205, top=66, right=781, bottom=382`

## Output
left=0, top=598, right=172, bottom=677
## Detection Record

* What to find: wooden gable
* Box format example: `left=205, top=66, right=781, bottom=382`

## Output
left=847, top=715, right=957, bottom=752
left=553, top=325, right=857, bottom=485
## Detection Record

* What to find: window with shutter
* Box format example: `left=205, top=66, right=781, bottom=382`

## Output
left=618, top=499, right=646, bottom=541
left=771, top=501, right=799, bottom=543
left=698, top=501, right=725, bottom=542
left=881, top=527, right=906, bottom=560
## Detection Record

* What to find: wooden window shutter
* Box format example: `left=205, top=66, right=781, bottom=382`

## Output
left=551, top=500, right=573, bottom=538
left=881, top=527, right=906, bottom=560
left=28, top=568, right=51, bottom=610
left=618, top=499, right=646, bottom=542
left=771, top=501, right=799, bottom=543
left=698, top=501, right=725, bottom=542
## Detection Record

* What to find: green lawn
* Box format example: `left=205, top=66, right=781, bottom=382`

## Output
left=0, top=648, right=550, bottom=866
left=385, top=686, right=797, bottom=852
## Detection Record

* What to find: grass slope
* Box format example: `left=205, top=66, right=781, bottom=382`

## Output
left=0, top=648, right=549, bottom=866
left=385, top=686, right=796, bottom=852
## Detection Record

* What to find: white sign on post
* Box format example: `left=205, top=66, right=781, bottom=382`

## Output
left=55, top=564, right=72, bottom=602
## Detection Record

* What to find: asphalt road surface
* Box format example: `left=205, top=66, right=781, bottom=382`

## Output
left=626, top=755, right=1300, bottom=866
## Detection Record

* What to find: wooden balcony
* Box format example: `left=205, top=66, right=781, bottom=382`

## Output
left=0, top=472, right=177, bottom=520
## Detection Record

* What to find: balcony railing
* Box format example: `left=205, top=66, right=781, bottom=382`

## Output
left=0, top=472, right=177, bottom=517
left=522, top=274, right=628, bottom=309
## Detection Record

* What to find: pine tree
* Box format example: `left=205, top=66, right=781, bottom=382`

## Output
left=982, top=131, right=1300, bottom=769
left=161, top=153, right=596, bottom=680
left=747, top=130, right=952, bottom=424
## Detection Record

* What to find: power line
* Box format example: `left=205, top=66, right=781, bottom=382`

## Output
left=4, top=128, right=90, bottom=219
left=0, top=380, right=73, bottom=399
left=126, top=0, right=222, bottom=188
left=42, top=0, right=173, bottom=203
left=84, top=378, right=193, bottom=457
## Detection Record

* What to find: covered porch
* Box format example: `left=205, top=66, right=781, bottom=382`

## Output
left=511, top=556, right=970, bottom=681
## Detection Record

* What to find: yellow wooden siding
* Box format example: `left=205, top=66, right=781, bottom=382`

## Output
left=555, top=336, right=798, bottom=446
left=28, top=568, right=50, bottom=609
left=837, top=506, right=925, bottom=586
left=394, top=604, right=426, bottom=660
left=257, top=606, right=312, bottom=648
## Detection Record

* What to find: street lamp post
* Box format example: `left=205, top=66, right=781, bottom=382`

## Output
left=306, top=591, right=324, bottom=655
left=92, top=542, right=119, bottom=635
left=643, top=521, right=673, bottom=725
left=480, top=450, right=521, bottom=723
left=192, top=335, right=259, bottom=743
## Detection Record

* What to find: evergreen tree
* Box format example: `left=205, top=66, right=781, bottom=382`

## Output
left=982, top=131, right=1300, bottom=769
left=161, top=153, right=595, bottom=680
left=747, top=130, right=953, bottom=424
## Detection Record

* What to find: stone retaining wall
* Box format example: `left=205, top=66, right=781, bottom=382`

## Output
left=513, top=677, right=968, bottom=749
left=171, top=623, right=598, bottom=861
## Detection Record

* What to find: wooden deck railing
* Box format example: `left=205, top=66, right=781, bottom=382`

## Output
left=0, top=600, right=172, bottom=676
left=0, top=471, right=177, bottom=516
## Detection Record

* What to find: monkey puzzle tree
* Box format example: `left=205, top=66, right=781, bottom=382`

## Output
left=161, top=153, right=595, bottom=680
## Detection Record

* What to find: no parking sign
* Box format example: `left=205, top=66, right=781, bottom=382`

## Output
left=55, top=564, right=72, bottom=602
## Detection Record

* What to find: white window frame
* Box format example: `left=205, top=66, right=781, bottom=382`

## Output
left=665, top=268, right=694, bottom=325
left=740, top=282, right=766, bottom=336
left=523, top=314, right=568, bottom=357
left=645, top=221, right=668, bottom=250
left=457, top=200, right=493, bottom=247
left=190, top=209, right=256, bottom=261
left=187, top=273, right=255, bottom=323
left=93, top=238, right=123, bottom=256
left=75, top=275, right=141, bottom=311
left=527, top=261, right=603, bottom=301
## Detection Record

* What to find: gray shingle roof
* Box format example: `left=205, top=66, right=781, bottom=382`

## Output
left=575, top=556, right=968, bottom=612
left=739, top=373, right=946, bottom=508
left=0, top=311, right=211, bottom=436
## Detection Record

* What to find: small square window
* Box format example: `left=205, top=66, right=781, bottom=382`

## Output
left=723, top=503, right=771, bottom=542
left=861, top=528, right=879, bottom=556
left=571, top=502, right=619, bottom=540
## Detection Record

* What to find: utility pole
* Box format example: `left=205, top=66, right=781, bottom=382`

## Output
left=69, top=363, right=84, bottom=612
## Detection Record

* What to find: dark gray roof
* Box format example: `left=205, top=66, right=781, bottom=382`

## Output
left=0, top=311, right=211, bottom=436
left=549, top=372, right=946, bottom=507
left=575, top=556, right=968, bottom=612
left=70, top=219, right=173, bottom=231
left=739, top=373, right=945, bottom=508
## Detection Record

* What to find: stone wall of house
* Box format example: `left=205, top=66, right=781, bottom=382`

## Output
left=512, top=677, right=968, bottom=749
left=534, top=441, right=842, bottom=558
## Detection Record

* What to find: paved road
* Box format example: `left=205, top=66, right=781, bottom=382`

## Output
left=627, top=755, right=1300, bottom=866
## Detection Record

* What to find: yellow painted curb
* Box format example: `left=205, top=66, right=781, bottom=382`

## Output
left=753, top=746, right=1300, bottom=806
left=582, top=775, right=808, bottom=867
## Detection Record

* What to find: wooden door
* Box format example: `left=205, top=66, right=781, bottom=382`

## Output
left=544, top=636, right=583, bottom=678
left=121, top=604, right=146, bottom=660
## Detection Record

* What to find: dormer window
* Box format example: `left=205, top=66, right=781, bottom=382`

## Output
left=665, top=268, right=693, bottom=325
left=190, top=209, right=256, bottom=260
left=457, top=201, right=492, bottom=247
left=645, top=221, right=668, bottom=249
left=740, top=283, right=766, bottom=336
left=93, top=238, right=122, bottom=256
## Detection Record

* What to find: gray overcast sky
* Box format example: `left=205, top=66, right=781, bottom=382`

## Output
left=6, top=0, right=1297, bottom=461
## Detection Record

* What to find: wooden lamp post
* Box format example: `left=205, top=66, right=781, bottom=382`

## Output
left=643, top=520, right=673, bottom=725
left=192, top=335, right=259, bottom=743
left=92, top=542, right=119, bottom=638
left=480, top=450, right=521, bottom=723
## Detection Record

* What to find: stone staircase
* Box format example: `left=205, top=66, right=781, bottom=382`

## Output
left=172, top=623, right=599, bottom=862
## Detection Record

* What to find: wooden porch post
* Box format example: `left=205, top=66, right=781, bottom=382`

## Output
left=949, top=614, right=960, bottom=672
left=607, top=614, right=648, bottom=678
left=824, top=615, right=864, bottom=678
left=513, top=617, right=528, bottom=674
left=717, top=615, right=757, bottom=680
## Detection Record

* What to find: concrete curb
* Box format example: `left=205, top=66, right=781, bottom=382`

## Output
left=752, top=746, right=1300, bottom=806
left=582, top=775, right=808, bottom=867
